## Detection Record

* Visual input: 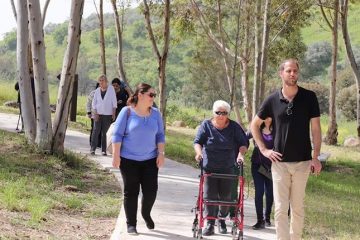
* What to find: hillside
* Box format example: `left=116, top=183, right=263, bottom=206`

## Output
left=0, top=3, right=359, bottom=110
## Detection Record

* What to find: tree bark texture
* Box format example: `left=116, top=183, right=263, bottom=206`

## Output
left=340, top=0, right=360, bottom=137
left=259, top=0, right=270, bottom=103
left=27, top=0, right=53, bottom=151
left=241, top=0, right=252, bottom=123
left=143, top=0, right=170, bottom=128
left=252, top=0, right=262, bottom=118
left=322, top=0, right=338, bottom=145
left=111, top=0, right=130, bottom=90
left=17, top=0, right=36, bottom=142
left=99, top=0, right=106, bottom=75
left=52, top=0, right=84, bottom=153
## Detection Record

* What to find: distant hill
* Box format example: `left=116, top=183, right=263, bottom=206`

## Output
left=0, top=3, right=359, bottom=105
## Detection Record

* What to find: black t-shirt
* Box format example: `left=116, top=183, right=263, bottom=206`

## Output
left=257, top=86, right=320, bottom=162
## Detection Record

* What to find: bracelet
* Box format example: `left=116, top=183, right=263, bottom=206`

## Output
left=158, top=151, right=165, bottom=155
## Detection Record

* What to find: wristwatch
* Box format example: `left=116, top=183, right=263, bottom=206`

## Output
left=158, top=151, right=165, bottom=155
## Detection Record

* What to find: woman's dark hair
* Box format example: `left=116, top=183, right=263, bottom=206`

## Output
left=112, top=78, right=121, bottom=85
left=260, top=119, right=272, bottom=132
left=95, top=83, right=99, bottom=89
left=127, top=83, right=152, bottom=106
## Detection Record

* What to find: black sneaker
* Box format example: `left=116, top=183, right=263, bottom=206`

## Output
left=90, top=150, right=95, bottom=155
left=252, top=220, right=265, bottom=230
left=143, top=215, right=155, bottom=229
left=127, top=225, right=138, bottom=235
left=218, top=220, right=227, bottom=234
left=202, top=223, right=215, bottom=236
left=265, top=219, right=271, bottom=227
left=102, top=152, right=107, bottom=156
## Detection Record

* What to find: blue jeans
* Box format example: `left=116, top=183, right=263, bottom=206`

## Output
left=251, top=163, right=274, bottom=221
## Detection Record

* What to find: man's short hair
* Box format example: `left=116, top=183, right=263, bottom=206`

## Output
left=279, top=58, right=300, bottom=71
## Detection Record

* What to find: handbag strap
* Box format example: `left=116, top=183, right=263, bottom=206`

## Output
left=123, top=107, right=131, bottom=136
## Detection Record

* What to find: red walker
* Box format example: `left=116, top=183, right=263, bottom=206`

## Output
left=192, top=161, right=245, bottom=239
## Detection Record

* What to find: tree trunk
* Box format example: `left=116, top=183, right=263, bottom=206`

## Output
left=259, top=0, right=270, bottom=103
left=11, top=0, right=17, bottom=21
left=99, top=0, right=106, bottom=75
left=340, top=0, right=360, bottom=137
left=252, top=0, right=262, bottom=117
left=110, top=0, right=130, bottom=91
left=241, top=1, right=252, bottom=124
left=17, top=0, right=36, bottom=142
left=143, top=0, right=170, bottom=128
left=52, top=0, right=84, bottom=153
left=42, top=0, right=51, bottom=26
left=325, top=0, right=338, bottom=145
left=27, top=0, right=53, bottom=151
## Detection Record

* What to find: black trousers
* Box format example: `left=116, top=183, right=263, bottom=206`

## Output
left=251, top=163, right=273, bottom=221
left=204, top=167, right=235, bottom=224
left=120, top=157, right=158, bottom=227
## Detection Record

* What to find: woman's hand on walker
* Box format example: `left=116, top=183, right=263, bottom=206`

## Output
left=195, top=153, right=203, bottom=162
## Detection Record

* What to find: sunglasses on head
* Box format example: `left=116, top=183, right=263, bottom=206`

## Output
left=215, top=111, right=228, bottom=116
left=144, top=92, right=157, bottom=98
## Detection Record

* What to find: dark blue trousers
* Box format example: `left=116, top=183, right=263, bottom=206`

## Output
left=251, top=163, right=274, bottom=221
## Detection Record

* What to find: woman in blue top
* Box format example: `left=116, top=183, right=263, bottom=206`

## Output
left=194, top=100, right=248, bottom=236
left=112, top=83, right=165, bottom=235
left=249, top=117, right=274, bottom=230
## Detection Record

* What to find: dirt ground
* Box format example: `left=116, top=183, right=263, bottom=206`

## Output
left=0, top=209, right=117, bottom=239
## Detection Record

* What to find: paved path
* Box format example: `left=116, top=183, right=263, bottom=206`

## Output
left=0, top=112, right=276, bottom=240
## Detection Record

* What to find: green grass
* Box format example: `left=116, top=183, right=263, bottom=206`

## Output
left=0, top=130, right=121, bottom=229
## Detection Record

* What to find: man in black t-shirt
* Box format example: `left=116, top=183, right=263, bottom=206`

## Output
left=251, top=59, right=322, bottom=240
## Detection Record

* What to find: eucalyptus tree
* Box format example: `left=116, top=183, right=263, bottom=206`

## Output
left=111, top=0, right=131, bottom=89
left=27, top=0, right=53, bottom=151
left=93, top=0, right=107, bottom=74
left=339, top=0, right=360, bottom=137
left=317, top=0, right=339, bottom=145
left=141, top=0, right=171, bottom=126
left=14, top=0, right=85, bottom=153
left=16, top=0, right=36, bottom=141
left=52, top=0, right=85, bottom=152
left=190, top=0, right=246, bottom=125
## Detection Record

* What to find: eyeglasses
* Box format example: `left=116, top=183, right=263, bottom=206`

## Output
left=215, top=111, right=228, bottom=116
left=286, top=101, right=293, bottom=116
left=144, top=92, right=157, bottom=98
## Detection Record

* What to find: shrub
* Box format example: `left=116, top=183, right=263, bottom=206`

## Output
left=337, top=85, right=357, bottom=121
left=337, top=66, right=356, bottom=90
left=166, top=105, right=202, bottom=128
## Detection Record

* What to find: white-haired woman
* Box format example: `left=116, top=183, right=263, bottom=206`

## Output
left=194, top=100, right=248, bottom=236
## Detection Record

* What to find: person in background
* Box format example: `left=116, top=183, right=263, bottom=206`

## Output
left=251, top=58, right=322, bottom=240
left=86, top=82, right=101, bottom=147
left=14, top=74, right=36, bottom=132
left=112, top=78, right=129, bottom=119
left=112, top=83, right=165, bottom=235
left=194, top=100, right=248, bottom=236
left=90, top=75, right=117, bottom=156
left=248, top=117, right=274, bottom=230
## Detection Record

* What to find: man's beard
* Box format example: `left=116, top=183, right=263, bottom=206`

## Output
left=285, top=78, right=297, bottom=86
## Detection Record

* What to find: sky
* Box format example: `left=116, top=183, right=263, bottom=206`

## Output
left=0, top=0, right=117, bottom=39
